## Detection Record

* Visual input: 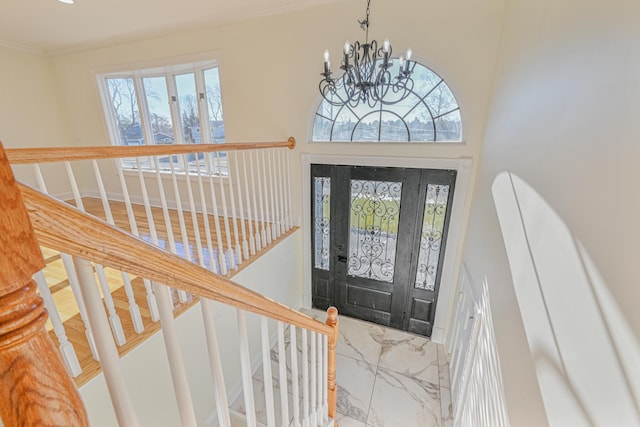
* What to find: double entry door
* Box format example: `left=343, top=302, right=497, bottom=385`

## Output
left=311, top=164, right=456, bottom=337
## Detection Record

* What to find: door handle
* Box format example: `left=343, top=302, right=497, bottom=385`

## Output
left=337, top=255, right=348, bottom=263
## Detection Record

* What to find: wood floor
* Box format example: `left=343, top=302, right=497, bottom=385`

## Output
left=41, top=197, right=295, bottom=387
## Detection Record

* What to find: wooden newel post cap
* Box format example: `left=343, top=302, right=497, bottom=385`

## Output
left=0, top=142, right=45, bottom=292
left=326, top=306, right=338, bottom=326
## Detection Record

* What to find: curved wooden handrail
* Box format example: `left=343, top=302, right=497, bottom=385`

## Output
left=19, top=182, right=331, bottom=337
left=6, top=137, right=296, bottom=165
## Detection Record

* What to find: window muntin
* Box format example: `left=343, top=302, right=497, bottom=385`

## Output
left=99, top=60, right=226, bottom=174
left=312, top=61, right=462, bottom=143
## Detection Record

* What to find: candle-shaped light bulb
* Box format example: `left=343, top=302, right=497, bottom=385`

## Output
left=399, top=56, right=405, bottom=76
left=383, top=38, right=390, bottom=53
left=399, top=56, right=405, bottom=67
left=406, top=48, right=413, bottom=60
left=324, top=50, right=330, bottom=62
left=344, top=41, right=351, bottom=55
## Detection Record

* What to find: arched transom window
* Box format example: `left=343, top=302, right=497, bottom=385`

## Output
left=312, top=61, right=462, bottom=142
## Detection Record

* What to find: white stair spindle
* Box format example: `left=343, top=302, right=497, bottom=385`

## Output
left=116, top=161, right=159, bottom=322
left=94, top=264, right=127, bottom=346
left=224, top=152, right=243, bottom=266
left=34, top=271, right=82, bottom=377
left=213, top=152, right=236, bottom=270
left=73, top=257, right=141, bottom=427
left=277, top=149, right=287, bottom=235
left=168, top=154, right=193, bottom=302
left=241, top=151, right=257, bottom=255
left=152, top=157, right=188, bottom=304
left=316, top=332, right=323, bottom=426
left=232, top=152, right=250, bottom=260
left=290, top=326, right=302, bottom=427
left=60, top=253, right=99, bottom=360
left=181, top=154, right=207, bottom=271
left=267, top=149, right=279, bottom=240
left=92, top=160, right=145, bottom=333
left=255, top=151, right=268, bottom=247
left=261, top=317, right=276, bottom=427
left=198, top=154, right=225, bottom=274
left=238, top=309, right=257, bottom=427
left=154, top=282, right=198, bottom=427
left=302, top=329, right=310, bottom=427
left=65, top=161, right=126, bottom=346
left=285, top=147, right=294, bottom=230
left=201, top=300, right=232, bottom=427
left=260, top=150, right=273, bottom=245
left=34, top=164, right=99, bottom=359
left=310, top=331, right=317, bottom=427
left=277, top=322, right=290, bottom=427
left=323, top=335, right=328, bottom=423
left=248, top=151, right=262, bottom=252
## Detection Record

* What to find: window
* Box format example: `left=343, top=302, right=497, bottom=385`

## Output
left=312, top=61, right=462, bottom=143
left=98, top=60, right=226, bottom=172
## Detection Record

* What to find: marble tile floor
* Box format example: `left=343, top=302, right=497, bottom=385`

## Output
left=231, top=309, right=453, bottom=427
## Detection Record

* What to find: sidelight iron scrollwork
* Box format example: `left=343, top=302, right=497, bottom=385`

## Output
left=415, top=184, right=450, bottom=290
left=314, top=177, right=331, bottom=270
left=348, top=179, right=402, bottom=283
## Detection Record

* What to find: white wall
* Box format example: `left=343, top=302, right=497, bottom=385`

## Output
left=462, top=0, right=640, bottom=425
left=79, top=230, right=304, bottom=426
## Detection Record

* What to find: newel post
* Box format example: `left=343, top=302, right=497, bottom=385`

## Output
left=326, top=306, right=339, bottom=425
left=0, top=143, right=88, bottom=426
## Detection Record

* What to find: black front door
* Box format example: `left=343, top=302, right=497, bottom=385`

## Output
left=311, top=164, right=456, bottom=336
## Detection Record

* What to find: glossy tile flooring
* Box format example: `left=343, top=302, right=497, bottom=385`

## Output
left=232, top=309, right=453, bottom=427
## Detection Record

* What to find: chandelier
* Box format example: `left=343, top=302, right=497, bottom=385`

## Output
left=319, top=0, right=415, bottom=108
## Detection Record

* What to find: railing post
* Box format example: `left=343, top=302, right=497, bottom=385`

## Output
left=326, top=306, right=339, bottom=426
left=0, top=143, right=88, bottom=426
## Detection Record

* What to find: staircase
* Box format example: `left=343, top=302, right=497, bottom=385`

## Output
left=0, top=138, right=340, bottom=426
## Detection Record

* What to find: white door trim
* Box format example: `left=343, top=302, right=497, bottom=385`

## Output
left=301, top=153, right=473, bottom=343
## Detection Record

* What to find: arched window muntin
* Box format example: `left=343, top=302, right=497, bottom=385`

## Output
left=312, top=60, right=463, bottom=143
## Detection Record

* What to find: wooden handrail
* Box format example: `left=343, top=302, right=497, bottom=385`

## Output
left=19, top=182, right=332, bottom=337
left=6, top=137, right=296, bottom=165
left=0, top=143, right=88, bottom=425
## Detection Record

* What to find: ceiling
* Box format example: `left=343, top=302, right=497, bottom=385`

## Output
left=0, top=0, right=342, bottom=54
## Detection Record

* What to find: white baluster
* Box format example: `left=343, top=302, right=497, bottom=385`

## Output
left=323, top=335, right=328, bottom=423
left=248, top=151, right=263, bottom=252
left=286, top=148, right=294, bottom=230
left=116, top=161, right=159, bottom=322
left=94, top=265, right=127, bottom=346
left=290, top=326, right=302, bottom=427
left=238, top=309, right=257, bottom=427
left=224, top=152, right=243, bottom=266
left=61, top=253, right=100, bottom=360
left=34, top=271, right=82, bottom=377
left=277, top=149, right=287, bottom=235
left=241, top=151, right=257, bottom=255
left=277, top=322, right=290, bottom=427
left=310, top=331, right=317, bottom=427
left=302, top=329, right=310, bottom=427
left=199, top=154, right=225, bottom=274
left=260, top=150, right=273, bottom=245
left=190, top=155, right=220, bottom=273
left=66, top=161, right=126, bottom=346
left=232, top=152, right=250, bottom=260
left=92, top=160, right=145, bottom=332
left=267, top=149, right=279, bottom=240
left=181, top=154, right=206, bottom=271
left=261, top=317, right=276, bottom=427
left=201, top=301, right=232, bottom=427
left=33, top=164, right=100, bottom=358
left=213, top=152, right=236, bottom=269
left=153, top=282, right=198, bottom=427
left=73, top=257, right=141, bottom=427
left=316, top=332, right=323, bottom=426
left=168, top=154, right=194, bottom=302
left=152, top=157, right=188, bottom=304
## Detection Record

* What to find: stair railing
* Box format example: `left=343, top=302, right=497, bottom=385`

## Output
left=6, top=138, right=297, bottom=384
left=1, top=140, right=340, bottom=426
